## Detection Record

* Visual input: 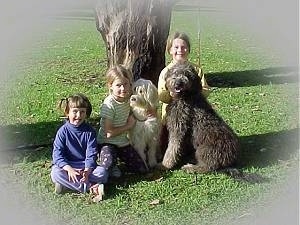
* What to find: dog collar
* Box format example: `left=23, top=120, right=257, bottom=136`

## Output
left=134, top=115, right=157, bottom=122
left=134, top=116, right=147, bottom=122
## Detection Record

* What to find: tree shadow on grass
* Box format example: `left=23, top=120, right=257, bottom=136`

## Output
left=0, top=121, right=61, bottom=150
left=0, top=120, right=62, bottom=165
left=1, top=121, right=298, bottom=169
left=238, top=127, right=299, bottom=168
left=1, top=120, right=298, bottom=191
left=0, top=116, right=104, bottom=164
left=0, top=117, right=101, bottom=153
left=206, top=66, right=298, bottom=88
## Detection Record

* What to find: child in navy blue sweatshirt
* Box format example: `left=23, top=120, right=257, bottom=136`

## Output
left=50, top=93, right=108, bottom=202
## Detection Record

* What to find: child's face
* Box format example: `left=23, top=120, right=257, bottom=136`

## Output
left=169, top=38, right=189, bottom=63
left=110, top=77, right=131, bottom=102
left=67, top=107, right=87, bottom=126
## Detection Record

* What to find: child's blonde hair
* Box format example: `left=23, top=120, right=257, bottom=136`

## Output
left=166, top=31, right=191, bottom=54
left=106, top=65, right=133, bottom=87
left=58, top=93, right=92, bottom=118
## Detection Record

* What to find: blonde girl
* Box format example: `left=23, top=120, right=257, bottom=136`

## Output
left=97, top=65, right=147, bottom=176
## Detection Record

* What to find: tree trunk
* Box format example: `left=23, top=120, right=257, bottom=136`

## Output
left=94, top=0, right=175, bottom=86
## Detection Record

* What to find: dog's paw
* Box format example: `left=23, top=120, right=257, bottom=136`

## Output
left=181, top=163, right=197, bottom=173
left=161, top=156, right=177, bottom=169
left=162, top=161, right=175, bottom=170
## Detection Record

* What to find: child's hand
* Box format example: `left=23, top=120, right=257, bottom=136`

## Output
left=106, top=132, right=112, bottom=138
left=63, top=165, right=80, bottom=183
left=169, top=91, right=176, bottom=98
left=80, top=168, right=91, bottom=183
left=146, top=107, right=157, bottom=118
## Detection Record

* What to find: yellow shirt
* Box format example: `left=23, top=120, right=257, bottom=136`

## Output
left=157, top=61, right=210, bottom=123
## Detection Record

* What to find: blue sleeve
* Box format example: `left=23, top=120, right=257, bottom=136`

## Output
left=52, top=127, right=68, bottom=168
left=84, top=128, right=98, bottom=169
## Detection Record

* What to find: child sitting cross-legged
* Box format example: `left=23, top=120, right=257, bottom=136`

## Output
left=50, top=93, right=108, bottom=202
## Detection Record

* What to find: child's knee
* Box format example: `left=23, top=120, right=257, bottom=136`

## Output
left=50, top=165, right=65, bottom=182
left=93, top=166, right=109, bottom=183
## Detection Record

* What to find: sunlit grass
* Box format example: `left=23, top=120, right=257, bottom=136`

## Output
left=0, top=8, right=298, bottom=225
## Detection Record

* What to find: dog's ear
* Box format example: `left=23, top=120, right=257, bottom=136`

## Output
left=190, top=70, right=203, bottom=93
left=132, top=79, right=143, bottom=93
left=145, top=82, right=159, bottom=108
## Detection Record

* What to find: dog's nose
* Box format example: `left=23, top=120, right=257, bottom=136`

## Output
left=130, top=96, right=136, bottom=101
left=175, top=80, right=184, bottom=88
left=174, top=81, right=184, bottom=92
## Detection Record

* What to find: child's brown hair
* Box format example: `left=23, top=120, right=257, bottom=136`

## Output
left=166, top=31, right=191, bottom=54
left=106, top=65, right=133, bottom=87
left=58, top=93, right=92, bottom=118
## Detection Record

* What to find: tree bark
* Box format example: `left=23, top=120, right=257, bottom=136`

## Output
left=95, top=0, right=175, bottom=86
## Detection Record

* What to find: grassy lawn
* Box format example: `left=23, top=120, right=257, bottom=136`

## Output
left=0, top=6, right=298, bottom=225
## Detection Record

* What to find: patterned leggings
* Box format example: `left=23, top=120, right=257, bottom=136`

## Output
left=98, top=143, right=147, bottom=174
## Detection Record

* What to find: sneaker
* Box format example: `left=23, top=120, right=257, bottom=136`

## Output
left=110, top=166, right=122, bottom=178
left=54, top=182, right=64, bottom=194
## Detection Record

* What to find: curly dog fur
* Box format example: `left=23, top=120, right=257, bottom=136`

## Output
left=162, top=64, right=239, bottom=173
left=129, top=78, right=160, bottom=170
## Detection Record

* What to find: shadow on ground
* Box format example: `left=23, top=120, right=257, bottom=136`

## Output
left=238, top=127, right=299, bottom=168
left=0, top=121, right=298, bottom=196
left=0, top=119, right=298, bottom=168
left=206, top=66, right=298, bottom=88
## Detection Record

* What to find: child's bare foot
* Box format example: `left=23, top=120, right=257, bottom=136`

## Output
left=90, top=183, right=105, bottom=202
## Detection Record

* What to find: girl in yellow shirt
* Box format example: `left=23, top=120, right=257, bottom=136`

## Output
left=158, top=31, right=211, bottom=154
left=158, top=31, right=210, bottom=122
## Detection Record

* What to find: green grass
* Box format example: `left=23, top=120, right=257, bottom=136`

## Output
left=0, top=8, right=299, bottom=225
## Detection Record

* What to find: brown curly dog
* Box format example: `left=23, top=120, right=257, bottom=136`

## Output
left=160, top=63, right=269, bottom=184
left=161, top=63, right=240, bottom=173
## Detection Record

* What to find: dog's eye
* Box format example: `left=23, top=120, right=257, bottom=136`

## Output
left=139, top=89, right=143, bottom=94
